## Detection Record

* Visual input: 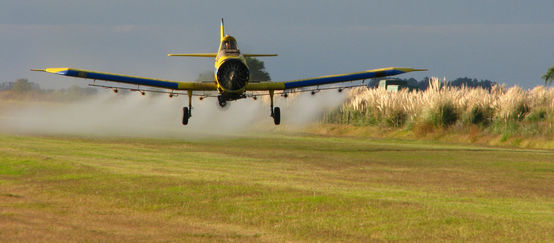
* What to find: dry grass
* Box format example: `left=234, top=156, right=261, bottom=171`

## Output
left=324, top=78, right=554, bottom=141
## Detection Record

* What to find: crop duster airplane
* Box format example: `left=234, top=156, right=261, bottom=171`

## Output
left=32, top=19, right=426, bottom=125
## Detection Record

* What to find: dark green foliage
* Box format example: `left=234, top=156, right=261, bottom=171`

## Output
left=430, top=102, right=458, bottom=127
left=448, top=77, right=496, bottom=90
left=385, top=110, right=407, bottom=127
left=469, top=106, right=485, bottom=125
left=245, top=57, right=271, bottom=81
left=525, top=109, right=547, bottom=122
left=542, top=65, right=553, bottom=86
left=510, top=103, right=529, bottom=121
left=469, top=106, right=493, bottom=125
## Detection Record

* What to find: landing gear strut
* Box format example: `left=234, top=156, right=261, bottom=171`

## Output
left=269, top=90, right=280, bottom=125
left=182, top=90, right=192, bottom=125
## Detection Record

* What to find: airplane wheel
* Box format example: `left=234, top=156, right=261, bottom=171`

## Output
left=218, top=96, right=227, bottom=108
left=182, top=107, right=190, bottom=125
left=273, top=107, right=280, bottom=125
left=216, top=97, right=230, bottom=110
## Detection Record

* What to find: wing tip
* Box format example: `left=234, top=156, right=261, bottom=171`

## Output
left=32, top=67, right=71, bottom=74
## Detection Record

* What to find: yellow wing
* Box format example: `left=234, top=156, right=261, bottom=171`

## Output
left=31, top=67, right=217, bottom=91
left=246, top=67, right=427, bottom=91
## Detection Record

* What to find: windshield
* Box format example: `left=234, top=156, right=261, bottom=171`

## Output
left=222, top=39, right=238, bottom=50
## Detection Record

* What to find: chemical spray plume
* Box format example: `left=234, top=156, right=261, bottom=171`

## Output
left=0, top=90, right=346, bottom=138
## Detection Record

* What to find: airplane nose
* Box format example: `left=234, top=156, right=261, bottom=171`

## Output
left=228, top=70, right=235, bottom=81
left=217, top=59, right=249, bottom=91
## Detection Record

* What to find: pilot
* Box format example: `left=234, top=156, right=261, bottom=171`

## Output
left=225, top=42, right=231, bottom=50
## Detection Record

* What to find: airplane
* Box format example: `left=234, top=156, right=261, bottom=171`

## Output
left=32, top=19, right=427, bottom=125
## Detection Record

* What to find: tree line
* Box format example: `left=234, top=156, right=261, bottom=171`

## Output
left=366, top=77, right=498, bottom=91
left=0, top=78, right=97, bottom=100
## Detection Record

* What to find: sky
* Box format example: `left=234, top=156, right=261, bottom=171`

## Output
left=1, top=0, right=553, bottom=89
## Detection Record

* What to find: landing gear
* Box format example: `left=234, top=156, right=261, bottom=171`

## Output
left=217, top=94, right=244, bottom=109
left=269, top=90, right=281, bottom=125
left=182, top=90, right=192, bottom=126
left=182, top=107, right=190, bottom=125
left=273, top=107, right=280, bottom=125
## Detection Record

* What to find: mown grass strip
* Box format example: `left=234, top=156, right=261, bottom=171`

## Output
left=0, top=134, right=552, bottom=242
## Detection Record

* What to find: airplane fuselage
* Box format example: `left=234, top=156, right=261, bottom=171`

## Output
left=214, top=36, right=250, bottom=102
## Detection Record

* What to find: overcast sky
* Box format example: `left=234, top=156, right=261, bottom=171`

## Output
left=2, top=0, right=553, bottom=88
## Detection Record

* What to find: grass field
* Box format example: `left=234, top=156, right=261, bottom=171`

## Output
left=0, top=133, right=552, bottom=242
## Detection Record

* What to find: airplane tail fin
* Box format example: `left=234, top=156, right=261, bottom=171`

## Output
left=220, top=18, right=225, bottom=41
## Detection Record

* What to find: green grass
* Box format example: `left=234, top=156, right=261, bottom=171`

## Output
left=0, top=134, right=552, bottom=242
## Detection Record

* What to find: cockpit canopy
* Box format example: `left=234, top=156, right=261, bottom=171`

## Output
left=220, top=37, right=240, bottom=55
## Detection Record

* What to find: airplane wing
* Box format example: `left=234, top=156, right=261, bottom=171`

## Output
left=245, top=67, right=427, bottom=91
left=31, top=67, right=217, bottom=91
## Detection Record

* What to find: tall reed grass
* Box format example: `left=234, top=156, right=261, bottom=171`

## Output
left=323, top=78, right=554, bottom=137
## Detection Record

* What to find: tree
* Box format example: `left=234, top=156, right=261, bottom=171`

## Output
left=12, top=78, right=32, bottom=93
left=245, top=57, right=271, bottom=81
left=542, top=66, right=554, bottom=86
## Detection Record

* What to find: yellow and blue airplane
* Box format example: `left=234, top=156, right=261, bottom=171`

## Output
left=32, top=19, right=426, bottom=125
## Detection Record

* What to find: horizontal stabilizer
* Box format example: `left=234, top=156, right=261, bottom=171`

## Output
left=168, top=53, right=218, bottom=57
left=243, top=54, right=278, bottom=57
